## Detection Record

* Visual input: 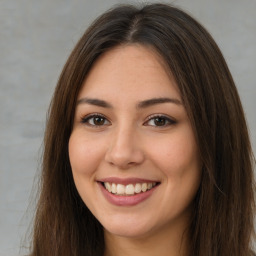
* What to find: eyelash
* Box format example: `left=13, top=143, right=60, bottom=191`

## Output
left=144, top=114, right=176, bottom=127
left=80, top=114, right=176, bottom=127
left=81, top=113, right=110, bottom=127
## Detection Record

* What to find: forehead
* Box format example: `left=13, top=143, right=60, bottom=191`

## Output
left=78, top=44, right=180, bottom=101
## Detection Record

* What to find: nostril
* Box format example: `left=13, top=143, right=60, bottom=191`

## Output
left=104, top=136, right=145, bottom=168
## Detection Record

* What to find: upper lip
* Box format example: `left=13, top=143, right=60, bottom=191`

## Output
left=98, top=177, right=160, bottom=186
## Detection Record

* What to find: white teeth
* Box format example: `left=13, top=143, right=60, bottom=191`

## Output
left=147, top=183, right=152, bottom=189
left=125, top=184, right=134, bottom=195
left=105, top=182, right=111, bottom=192
left=141, top=183, right=147, bottom=192
left=116, top=184, right=125, bottom=194
left=103, top=182, right=157, bottom=196
left=134, top=183, right=142, bottom=193
left=111, top=183, right=117, bottom=194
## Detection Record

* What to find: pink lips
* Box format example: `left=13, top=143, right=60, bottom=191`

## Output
left=98, top=177, right=159, bottom=206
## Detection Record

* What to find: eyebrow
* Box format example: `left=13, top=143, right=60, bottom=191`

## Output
left=77, top=98, right=112, bottom=108
left=77, top=97, right=182, bottom=108
left=137, top=97, right=182, bottom=108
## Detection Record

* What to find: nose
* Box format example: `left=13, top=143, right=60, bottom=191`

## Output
left=105, top=126, right=145, bottom=169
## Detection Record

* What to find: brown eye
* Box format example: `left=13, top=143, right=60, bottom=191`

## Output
left=81, top=114, right=110, bottom=126
left=153, top=117, right=167, bottom=126
left=93, top=116, right=105, bottom=125
left=144, top=115, right=176, bottom=127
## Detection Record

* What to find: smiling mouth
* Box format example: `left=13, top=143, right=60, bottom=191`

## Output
left=101, top=182, right=160, bottom=196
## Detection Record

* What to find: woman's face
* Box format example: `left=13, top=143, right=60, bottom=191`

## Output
left=69, top=45, right=201, bottom=239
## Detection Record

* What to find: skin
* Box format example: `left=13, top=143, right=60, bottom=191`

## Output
left=69, top=44, right=202, bottom=256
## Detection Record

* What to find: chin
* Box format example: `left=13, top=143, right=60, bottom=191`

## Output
left=102, top=217, right=153, bottom=239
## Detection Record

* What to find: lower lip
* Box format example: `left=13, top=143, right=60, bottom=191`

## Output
left=98, top=183, right=158, bottom=206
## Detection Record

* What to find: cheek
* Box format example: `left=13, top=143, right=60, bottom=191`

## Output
left=68, top=132, right=105, bottom=209
left=149, top=131, right=200, bottom=174
left=68, top=132, right=103, bottom=177
left=148, top=125, right=201, bottom=200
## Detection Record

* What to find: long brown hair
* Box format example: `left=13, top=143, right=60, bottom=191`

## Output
left=29, top=3, right=255, bottom=256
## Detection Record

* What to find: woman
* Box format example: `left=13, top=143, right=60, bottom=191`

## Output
left=29, top=3, right=255, bottom=256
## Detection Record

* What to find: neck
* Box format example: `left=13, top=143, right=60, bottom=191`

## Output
left=104, top=219, right=190, bottom=256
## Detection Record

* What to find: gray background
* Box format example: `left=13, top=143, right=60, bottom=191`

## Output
left=0, top=0, right=255, bottom=255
